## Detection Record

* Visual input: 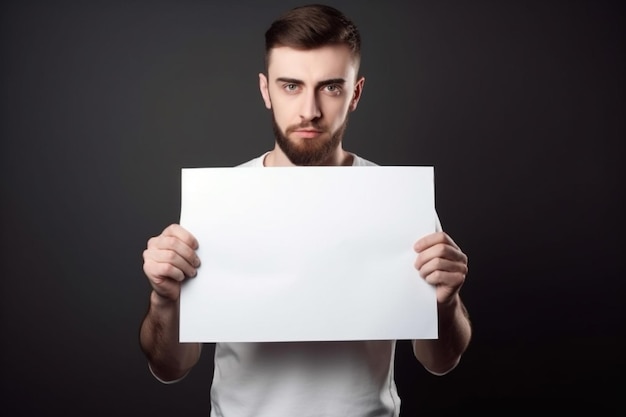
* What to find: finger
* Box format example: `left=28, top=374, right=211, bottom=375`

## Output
left=414, top=243, right=468, bottom=270
left=414, top=231, right=459, bottom=253
left=162, top=224, right=199, bottom=250
left=144, top=264, right=182, bottom=301
left=143, top=252, right=189, bottom=283
left=148, top=234, right=201, bottom=269
left=422, top=269, right=466, bottom=289
left=417, top=257, right=468, bottom=280
left=148, top=247, right=198, bottom=279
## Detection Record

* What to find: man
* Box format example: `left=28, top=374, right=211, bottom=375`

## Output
left=140, top=4, right=471, bottom=416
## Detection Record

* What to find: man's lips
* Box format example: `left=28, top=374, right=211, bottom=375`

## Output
left=292, top=129, right=323, bottom=139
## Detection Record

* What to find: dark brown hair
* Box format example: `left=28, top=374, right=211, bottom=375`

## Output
left=264, top=4, right=361, bottom=68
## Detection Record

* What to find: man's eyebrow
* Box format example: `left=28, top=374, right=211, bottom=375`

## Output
left=274, top=77, right=346, bottom=88
left=275, top=77, right=304, bottom=85
left=316, top=78, right=346, bottom=89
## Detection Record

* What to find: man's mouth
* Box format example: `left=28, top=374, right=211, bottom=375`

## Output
left=292, top=129, right=323, bottom=139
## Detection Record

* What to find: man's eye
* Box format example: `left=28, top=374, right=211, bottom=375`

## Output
left=324, top=84, right=341, bottom=94
left=284, top=84, right=298, bottom=91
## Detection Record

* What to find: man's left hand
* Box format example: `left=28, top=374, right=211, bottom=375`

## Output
left=414, top=232, right=468, bottom=305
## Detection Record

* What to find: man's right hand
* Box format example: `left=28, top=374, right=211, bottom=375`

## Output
left=142, top=224, right=200, bottom=302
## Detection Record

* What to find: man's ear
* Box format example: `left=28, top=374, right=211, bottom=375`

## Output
left=259, top=73, right=272, bottom=109
left=349, top=76, right=365, bottom=112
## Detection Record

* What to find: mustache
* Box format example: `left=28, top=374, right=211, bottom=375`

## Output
left=285, top=122, right=326, bottom=134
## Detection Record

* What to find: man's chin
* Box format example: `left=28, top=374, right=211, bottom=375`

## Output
left=272, top=117, right=347, bottom=165
left=286, top=132, right=329, bottom=143
left=276, top=136, right=327, bottom=165
left=283, top=150, right=327, bottom=166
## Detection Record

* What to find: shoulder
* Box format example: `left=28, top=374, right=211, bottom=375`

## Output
left=236, top=152, right=269, bottom=167
left=351, top=153, right=378, bottom=166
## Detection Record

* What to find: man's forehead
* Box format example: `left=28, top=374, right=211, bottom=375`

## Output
left=267, top=45, right=358, bottom=81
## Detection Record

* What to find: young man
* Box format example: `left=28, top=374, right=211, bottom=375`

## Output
left=140, top=4, right=471, bottom=416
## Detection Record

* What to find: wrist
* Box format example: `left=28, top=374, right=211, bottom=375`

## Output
left=150, top=290, right=178, bottom=310
left=437, top=293, right=462, bottom=320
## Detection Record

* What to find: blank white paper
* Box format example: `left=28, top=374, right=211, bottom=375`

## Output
left=179, top=166, right=438, bottom=343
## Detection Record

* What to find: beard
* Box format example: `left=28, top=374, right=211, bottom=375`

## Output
left=272, top=114, right=349, bottom=166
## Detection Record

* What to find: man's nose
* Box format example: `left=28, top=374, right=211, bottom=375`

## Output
left=299, top=90, right=321, bottom=122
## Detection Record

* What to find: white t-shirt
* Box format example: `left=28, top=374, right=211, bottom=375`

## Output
left=210, top=151, right=401, bottom=417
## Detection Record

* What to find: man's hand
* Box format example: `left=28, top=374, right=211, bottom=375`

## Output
left=414, top=232, right=468, bottom=305
left=142, top=224, right=200, bottom=302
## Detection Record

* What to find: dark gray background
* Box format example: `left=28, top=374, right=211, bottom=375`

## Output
left=1, top=0, right=624, bottom=415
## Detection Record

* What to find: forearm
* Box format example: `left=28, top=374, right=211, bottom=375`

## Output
left=139, top=290, right=201, bottom=382
left=412, top=294, right=472, bottom=375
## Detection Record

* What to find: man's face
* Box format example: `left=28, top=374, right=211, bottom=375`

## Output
left=259, top=45, right=364, bottom=165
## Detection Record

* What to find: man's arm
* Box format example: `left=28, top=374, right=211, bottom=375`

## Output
left=412, top=232, right=472, bottom=375
left=139, top=224, right=202, bottom=382
left=412, top=294, right=471, bottom=374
